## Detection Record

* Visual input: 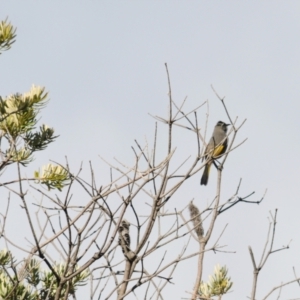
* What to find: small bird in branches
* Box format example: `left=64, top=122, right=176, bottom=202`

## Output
left=118, top=219, right=134, bottom=260
left=201, top=121, right=229, bottom=186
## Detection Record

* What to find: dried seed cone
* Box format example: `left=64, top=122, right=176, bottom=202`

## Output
left=189, top=202, right=204, bottom=239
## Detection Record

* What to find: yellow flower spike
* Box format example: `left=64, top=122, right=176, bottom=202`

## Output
left=198, top=264, right=233, bottom=298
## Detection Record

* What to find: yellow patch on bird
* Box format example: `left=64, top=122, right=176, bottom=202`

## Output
left=212, top=145, right=225, bottom=157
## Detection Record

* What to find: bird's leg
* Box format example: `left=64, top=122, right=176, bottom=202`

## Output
left=213, top=159, right=223, bottom=170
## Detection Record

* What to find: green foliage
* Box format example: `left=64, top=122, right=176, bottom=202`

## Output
left=0, top=17, right=82, bottom=299
left=0, top=18, right=62, bottom=190
left=25, top=125, right=56, bottom=152
left=199, top=264, right=233, bottom=299
left=0, top=85, right=49, bottom=138
left=25, top=259, right=40, bottom=287
left=0, top=85, right=58, bottom=167
left=0, top=18, right=16, bottom=54
left=0, top=249, right=12, bottom=266
left=0, top=250, right=38, bottom=300
left=0, top=250, right=89, bottom=300
left=34, top=163, right=70, bottom=191
left=0, top=272, right=38, bottom=300
left=41, top=263, right=89, bottom=299
left=6, top=147, right=33, bottom=165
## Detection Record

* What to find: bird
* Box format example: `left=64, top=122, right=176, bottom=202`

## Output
left=118, top=219, right=133, bottom=259
left=200, top=121, right=229, bottom=186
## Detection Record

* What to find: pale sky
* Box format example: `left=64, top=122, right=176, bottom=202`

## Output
left=1, top=2, right=300, bottom=299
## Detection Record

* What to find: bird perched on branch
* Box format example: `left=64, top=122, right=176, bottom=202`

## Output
left=200, top=121, right=229, bottom=186
left=118, top=219, right=134, bottom=260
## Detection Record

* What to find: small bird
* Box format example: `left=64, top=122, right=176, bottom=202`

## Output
left=200, top=121, right=229, bottom=186
left=118, top=219, right=132, bottom=258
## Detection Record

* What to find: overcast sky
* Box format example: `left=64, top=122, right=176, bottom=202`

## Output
left=1, top=2, right=300, bottom=299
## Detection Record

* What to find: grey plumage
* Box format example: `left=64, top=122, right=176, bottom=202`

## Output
left=201, top=121, right=229, bottom=185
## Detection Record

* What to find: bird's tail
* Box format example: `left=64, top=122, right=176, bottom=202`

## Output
left=200, top=162, right=211, bottom=185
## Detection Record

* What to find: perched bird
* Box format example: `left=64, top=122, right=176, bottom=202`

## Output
left=200, top=121, right=229, bottom=186
left=118, top=219, right=133, bottom=259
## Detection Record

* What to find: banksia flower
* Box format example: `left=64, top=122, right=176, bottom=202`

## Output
left=34, top=163, right=70, bottom=191
left=0, top=19, right=16, bottom=53
left=199, top=264, right=233, bottom=298
left=189, top=202, right=204, bottom=239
